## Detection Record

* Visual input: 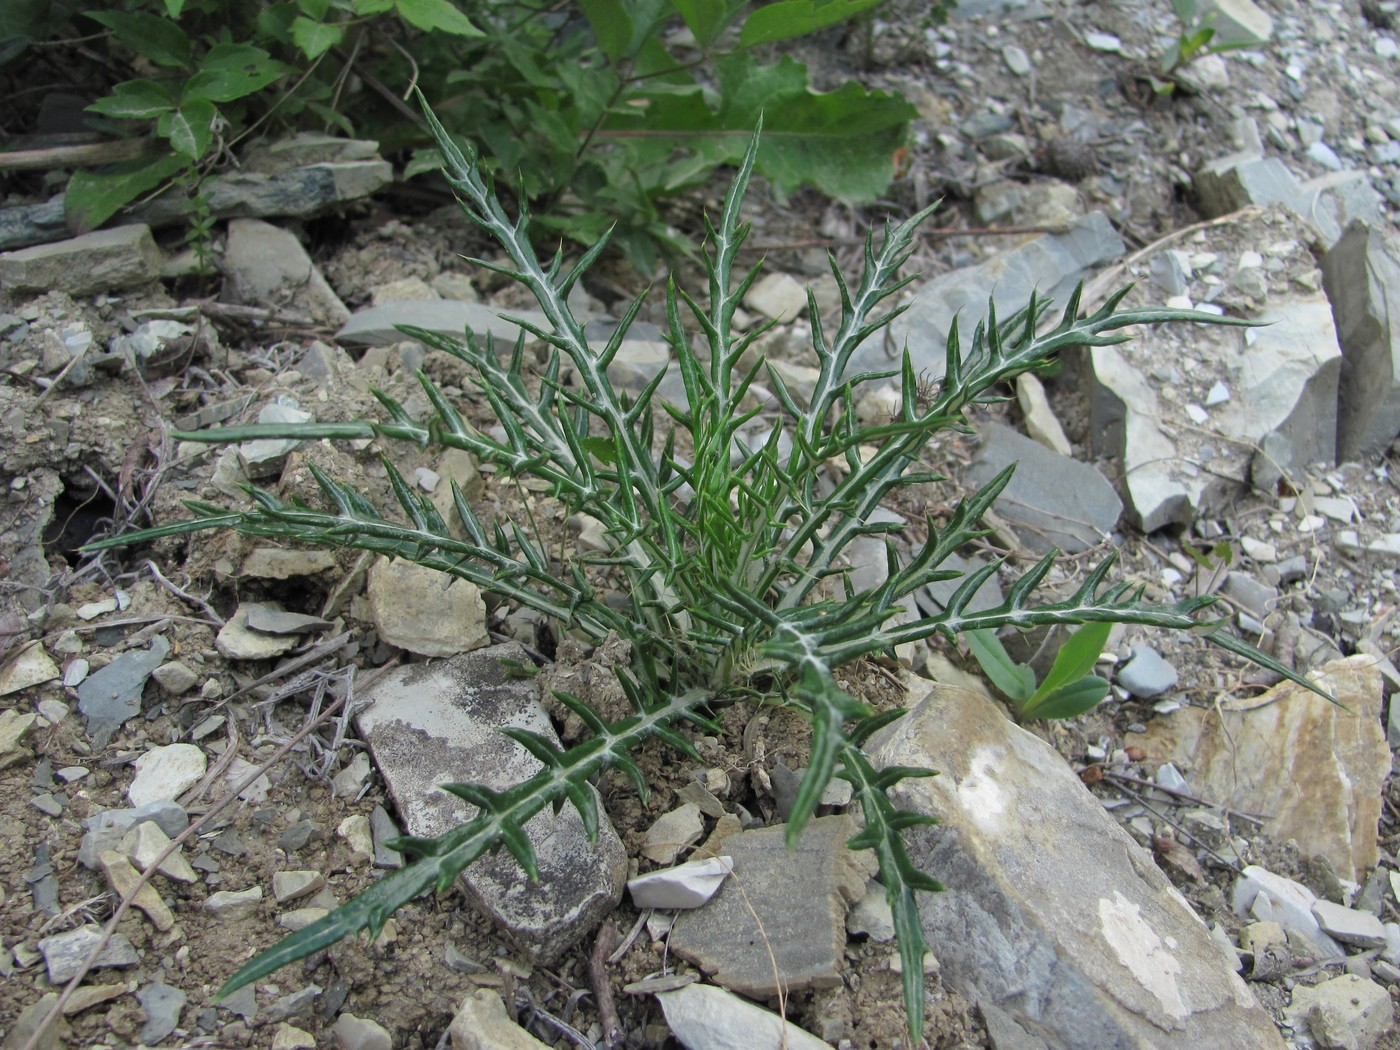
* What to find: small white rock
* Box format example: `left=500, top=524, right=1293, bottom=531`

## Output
left=127, top=744, right=207, bottom=807
left=628, top=856, right=732, bottom=910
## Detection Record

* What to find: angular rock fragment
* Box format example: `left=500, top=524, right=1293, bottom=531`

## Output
left=655, top=983, right=833, bottom=1050
left=358, top=643, right=626, bottom=963
left=223, top=218, right=349, bottom=326
left=0, top=225, right=162, bottom=295
left=866, top=677, right=1288, bottom=1049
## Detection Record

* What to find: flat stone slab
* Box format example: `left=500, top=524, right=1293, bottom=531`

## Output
left=967, top=422, right=1122, bottom=554
left=867, top=677, right=1288, bottom=1050
left=0, top=224, right=162, bottom=295
left=358, top=643, right=626, bottom=963
left=336, top=299, right=549, bottom=348
left=667, top=815, right=873, bottom=998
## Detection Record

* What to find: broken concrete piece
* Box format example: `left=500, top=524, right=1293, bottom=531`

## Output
left=366, top=557, right=488, bottom=657
left=1323, top=221, right=1400, bottom=459
left=866, top=676, right=1288, bottom=1050
left=0, top=225, right=162, bottom=295
left=223, top=219, right=350, bottom=327
left=668, top=816, right=873, bottom=998
left=358, top=644, right=626, bottom=963
left=967, top=422, right=1122, bottom=553
left=1140, top=657, right=1386, bottom=881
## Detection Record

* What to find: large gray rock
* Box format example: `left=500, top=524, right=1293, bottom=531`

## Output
left=873, top=212, right=1124, bottom=378
left=1322, top=221, right=1400, bottom=459
left=358, top=644, right=627, bottom=963
left=967, top=422, right=1122, bottom=553
left=127, top=160, right=392, bottom=227
left=337, top=299, right=549, bottom=349
left=867, top=677, right=1287, bottom=1050
left=1193, top=154, right=1381, bottom=250
left=1090, top=294, right=1341, bottom=531
left=223, top=219, right=349, bottom=327
left=0, top=225, right=162, bottom=295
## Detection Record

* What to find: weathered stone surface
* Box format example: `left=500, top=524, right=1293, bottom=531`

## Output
left=0, top=194, right=67, bottom=251
left=875, top=212, right=1124, bottom=378
left=668, top=816, right=874, bottom=998
left=217, top=602, right=301, bottom=661
left=628, top=856, right=732, bottom=910
left=366, top=556, right=488, bottom=657
left=359, top=644, right=626, bottom=963
left=1286, top=974, right=1393, bottom=1050
left=1323, top=221, right=1400, bottom=459
left=240, top=548, right=339, bottom=580
left=77, top=637, right=170, bottom=748
left=336, top=299, right=547, bottom=348
left=640, top=803, right=704, bottom=866
left=99, top=850, right=175, bottom=930
left=1090, top=294, right=1341, bottom=532
left=745, top=271, right=808, bottom=321
left=0, top=225, right=162, bottom=295
left=1140, top=657, right=1386, bottom=882
left=0, top=642, right=59, bottom=697
left=449, top=990, right=554, bottom=1050
left=128, top=743, right=207, bottom=807
left=37, top=926, right=139, bottom=983
left=1198, top=0, right=1272, bottom=44
left=967, top=422, right=1122, bottom=553
left=127, top=160, right=392, bottom=227
left=866, top=677, right=1287, bottom=1050
left=655, top=983, right=833, bottom=1050
left=223, top=219, right=349, bottom=327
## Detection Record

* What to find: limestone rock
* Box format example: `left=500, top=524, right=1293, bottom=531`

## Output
left=1139, top=657, right=1386, bottom=881
left=667, top=816, right=874, bottom=998
left=655, top=983, right=833, bottom=1050
left=1322, top=221, right=1400, bottom=459
left=0, top=642, right=59, bottom=697
left=1286, top=974, right=1393, bottom=1050
left=640, top=803, right=704, bottom=866
left=216, top=603, right=302, bottom=661
left=358, top=644, right=627, bottom=963
left=1090, top=292, right=1341, bottom=532
left=745, top=271, right=808, bottom=321
left=866, top=677, right=1287, bottom=1050
left=449, top=990, right=553, bottom=1050
left=336, top=299, right=547, bottom=348
left=967, top=422, right=1122, bottom=553
left=128, top=743, right=206, bottom=807
left=875, top=212, right=1124, bottom=379
left=0, top=225, right=162, bottom=295
left=366, top=557, right=488, bottom=658
left=223, top=219, right=349, bottom=326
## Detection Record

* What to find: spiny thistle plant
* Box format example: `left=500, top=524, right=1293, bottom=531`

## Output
left=90, top=95, right=1322, bottom=1040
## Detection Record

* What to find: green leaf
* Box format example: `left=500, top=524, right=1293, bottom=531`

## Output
left=87, top=10, right=193, bottom=68
left=64, top=152, right=186, bottom=232
left=291, top=15, right=345, bottom=59
left=163, top=0, right=185, bottom=17
left=964, top=630, right=1035, bottom=703
left=403, top=147, right=444, bottom=180
left=159, top=99, right=216, bottom=159
left=577, top=0, right=632, bottom=63
left=184, top=47, right=291, bottom=102
left=671, top=0, right=744, bottom=47
left=1027, top=621, right=1110, bottom=706
left=606, top=54, right=915, bottom=202
left=87, top=80, right=175, bottom=120
left=739, top=0, right=886, bottom=48
left=355, top=0, right=396, bottom=12
left=1018, top=676, right=1110, bottom=721
left=394, top=0, right=483, bottom=36
left=298, top=0, right=332, bottom=18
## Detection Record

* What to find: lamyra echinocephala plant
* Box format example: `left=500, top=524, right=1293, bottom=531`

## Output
left=87, top=92, right=1328, bottom=1040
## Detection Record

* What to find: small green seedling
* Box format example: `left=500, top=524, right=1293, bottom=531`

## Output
left=966, top=622, right=1112, bottom=721
left=1156, top=0, right=1257, bottom=91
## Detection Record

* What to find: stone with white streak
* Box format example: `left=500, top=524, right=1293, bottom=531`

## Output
left=359, top=644, right=626, bottom=963
left=865, top=676, right=1287, bottom=1049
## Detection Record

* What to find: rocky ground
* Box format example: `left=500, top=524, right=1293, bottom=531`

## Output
left=2, top=1, right=1400, bottom=1048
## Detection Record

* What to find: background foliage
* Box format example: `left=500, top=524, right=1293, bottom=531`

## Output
left=1, top=0, right=951, bottom=270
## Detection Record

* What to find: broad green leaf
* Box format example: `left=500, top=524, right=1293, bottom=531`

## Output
left=64, top=152, right=186, bottom=232
left=1028, top=621, right=1110, bottom=705
left=87, top=80, right=175, bottom=120
left=298, top=0, right=332, bottom=18
left=403, top=147, right=444, bottom=180
left=355, top=0, right=396, bottom=12
left=163, top=0, right=185, bottom=16
left=184, top=48, right=291, bottom=102
left=291, top=15, right=345, bottom=59
left=606, top=54, right=915, bottom=202
left=1018, top=676, right=1111, bottom=721
left=394, top=0, right=483, bottom=37
left=739, top=0, right=886, bottom=48
left=159, top=99, right=216, bottom=159
left=964, top=630, right=1035, bottom=703
left=87, top=10, right=192, bottom=68
left=671, top=0, right=744, bottom=47
left=577, top=0, right=632, bottom=63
